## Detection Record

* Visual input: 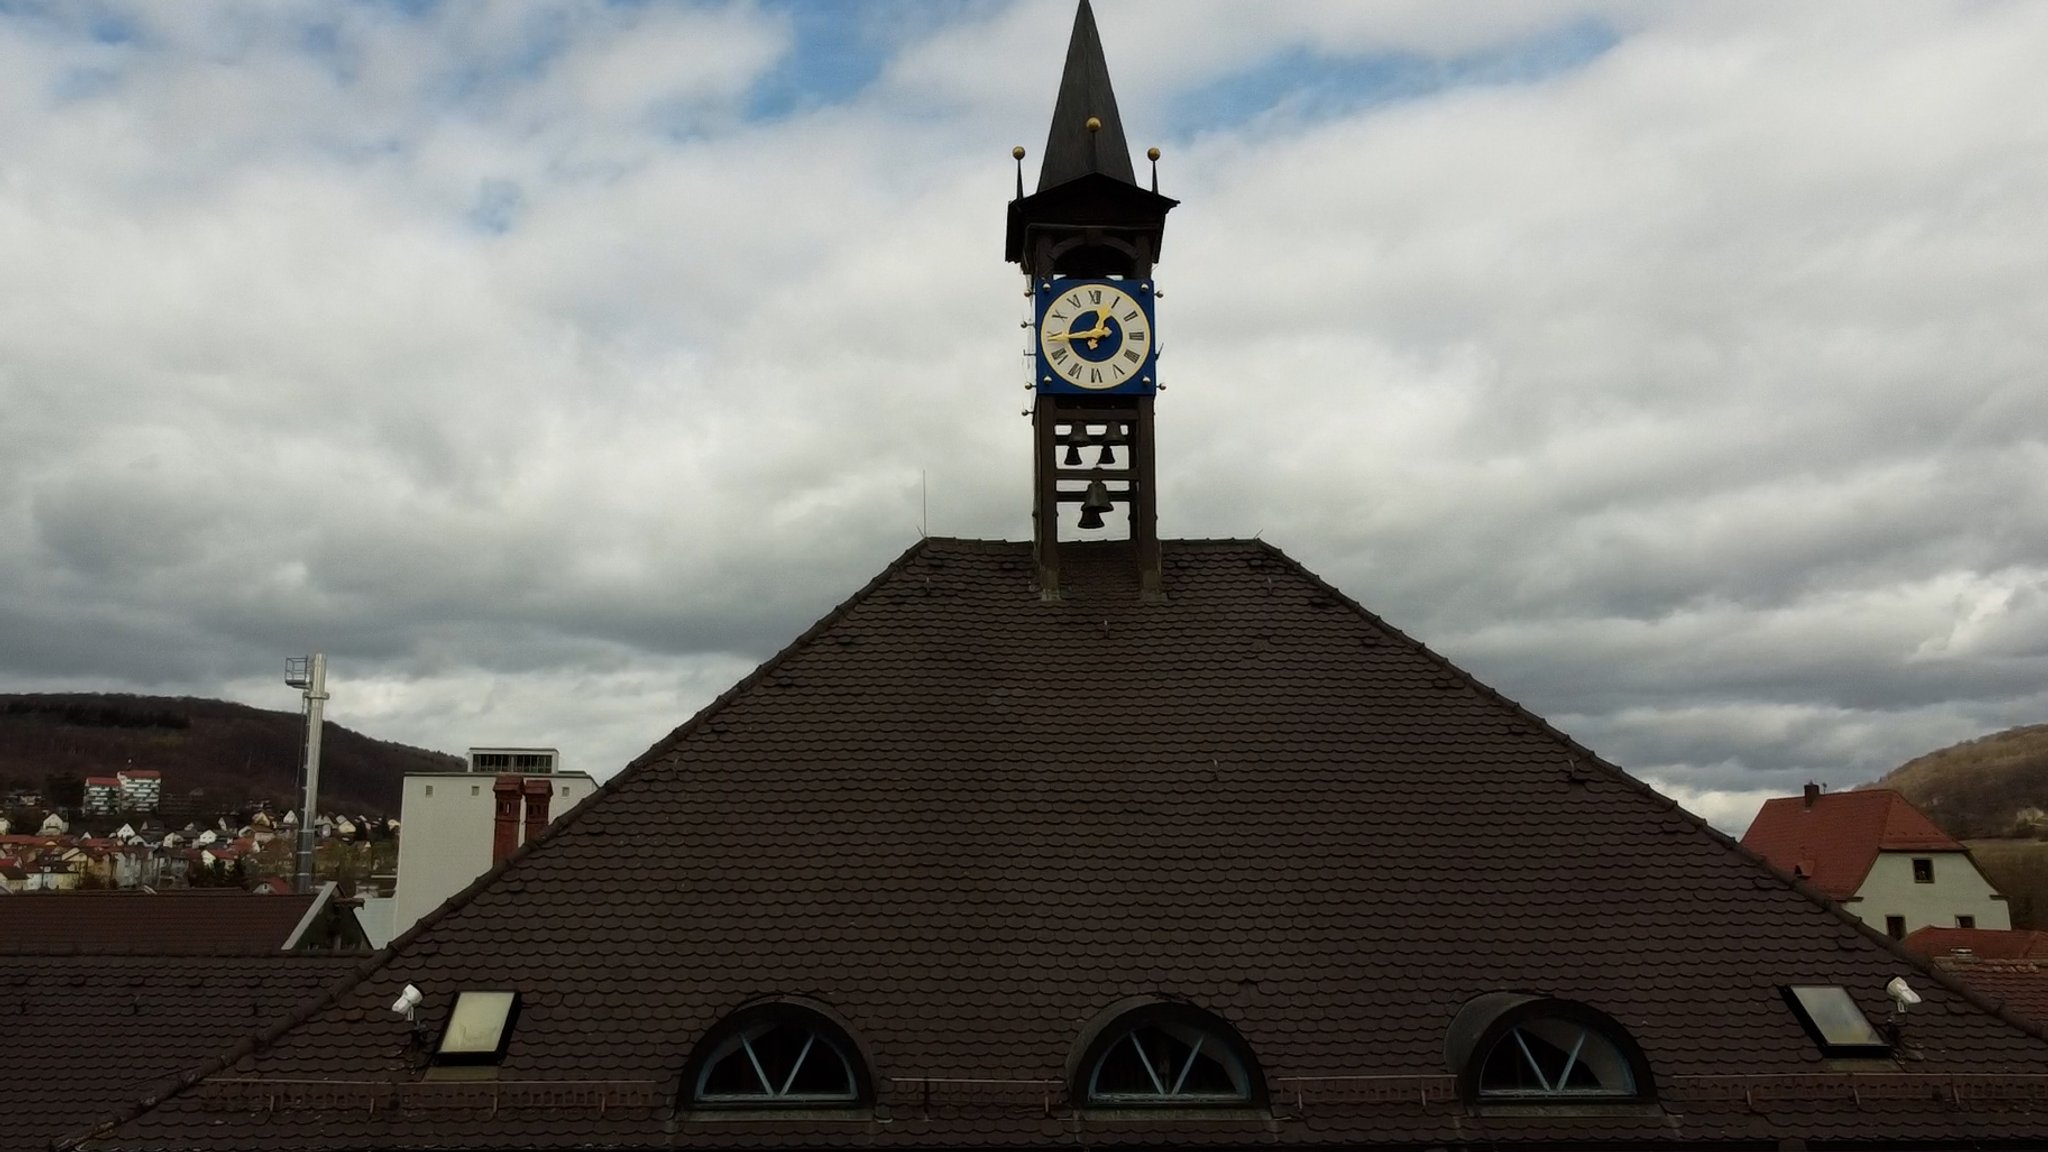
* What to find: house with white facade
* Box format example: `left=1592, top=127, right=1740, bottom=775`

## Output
left=1742, top=784, right=2011, bottom=938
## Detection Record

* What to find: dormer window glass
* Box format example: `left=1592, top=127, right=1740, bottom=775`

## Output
left=1912, top=857, right=1934, bottom=883
left=1477, top=1018, right=1637, bottom=1097
left=1088, top=1020, right=1250, bottom=1102
left=1447, top=993, right=1653, bottom=1104
left=689, top=1007, right=865, bottom=1107
left=1073, top=1003, right=1259, bottom=1107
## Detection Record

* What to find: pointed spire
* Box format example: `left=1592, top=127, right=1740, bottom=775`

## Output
left=1037, top=0, right=1136, bottom=191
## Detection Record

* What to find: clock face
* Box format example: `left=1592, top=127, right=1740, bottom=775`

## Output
left=1036, top=280, right=1154, bottom=393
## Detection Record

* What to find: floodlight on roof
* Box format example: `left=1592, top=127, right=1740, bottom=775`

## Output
left=1886, top=976, right=1922, bottom=1013
left=391, top=984, right=424, bottom=1022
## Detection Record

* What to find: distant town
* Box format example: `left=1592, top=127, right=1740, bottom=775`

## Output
left=0, top=766, right=395, bottom=895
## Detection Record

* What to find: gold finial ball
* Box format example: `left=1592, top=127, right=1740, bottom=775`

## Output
left=1085, top=116, right=1102, bottom=133
left=1147, top=147, right=1161, bottom=161
left=1012, top=145, right=1026, bottom=159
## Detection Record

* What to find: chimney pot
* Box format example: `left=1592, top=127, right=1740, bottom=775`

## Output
left=521, top=777, right=553, bottom=847
left=492, top=775, right=523, bottom=865
left=1803, top=782, right=1820, bottom=808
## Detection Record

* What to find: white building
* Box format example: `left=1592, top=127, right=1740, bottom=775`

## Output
left=1742, top=785, right=2011, bottom=939
left=117, top=769, right=162, bottom=811
left=372, top=763, right=596, bottom=946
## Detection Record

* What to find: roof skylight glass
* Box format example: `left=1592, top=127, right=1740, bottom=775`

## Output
left=435, top=990, right=520, bottom=1064
left=1784, top=985, right=1888, bottom=1056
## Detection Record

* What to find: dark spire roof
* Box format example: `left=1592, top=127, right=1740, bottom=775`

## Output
left=1037, top=0, right=1136, bottom=190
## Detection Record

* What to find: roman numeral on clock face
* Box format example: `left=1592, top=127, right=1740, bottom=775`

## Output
left=1051, top=348, right=1069, bottom=363
left=1122, top=349, right=1141, bottom=363
left=1089, top=368, right=1103, bottom=384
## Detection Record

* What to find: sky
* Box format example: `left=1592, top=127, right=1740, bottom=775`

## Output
left=3, top=1, right=2045, bottom=834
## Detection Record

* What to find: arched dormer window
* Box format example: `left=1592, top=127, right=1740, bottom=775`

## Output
left=684, top=1001, right=869, bottom=1108
left=1446, top=993, right=1652, bottom=1103
left=1072, top=998, right=1260, bottom=1107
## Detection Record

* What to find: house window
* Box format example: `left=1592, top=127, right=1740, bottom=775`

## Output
left=423, top=785, right=433, bottom=797
left=1885, top=915, right=1906, bottom=939
left=1957, top=915, right=1976, bottom=929
left=687, top=1005, right=866, bottom=1107
left=470, top=785, right=480, bottom=797
left=1912, top=858, right=1934, bottom=884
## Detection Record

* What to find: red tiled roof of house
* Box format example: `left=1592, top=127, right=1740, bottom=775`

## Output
left=0, top=953, right=361, bottom=1152
left=118, top=769, right=161, bottom=779
left=1906, top=926, right=2048, bottom=960
left=1738, top=787, right=1964, bottom=899
left=71, top=539, right=2048, bottom=1151
left=1930, top=954, right=2048, bottom=1033
left=0, top=889, right=330, bottom=954
left=83, top=776, right=120, bottom=787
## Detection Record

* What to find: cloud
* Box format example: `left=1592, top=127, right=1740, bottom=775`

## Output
left=2, top=1, right=2045, bottom=810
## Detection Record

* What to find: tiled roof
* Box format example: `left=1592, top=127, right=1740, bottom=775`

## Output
left=1740, top=788, right=1965, bottom=899
left=0, top=888, right=332, bottom=954
left=72, top=540, right=2048, bottom=1149
left=1908, top=927, right=2048, bottom=961
left=1930, top=955, right=2048, bottom=1033
left=0, top=953, right=362, bottom=1152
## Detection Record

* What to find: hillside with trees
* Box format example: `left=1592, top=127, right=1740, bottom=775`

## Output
left=1873, top=723, right=2048, bottom=839
left=0, top=693, right=461, bottom=819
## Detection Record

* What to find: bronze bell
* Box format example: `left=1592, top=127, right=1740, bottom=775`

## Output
left=1077, top=479, right=1113, bottom=530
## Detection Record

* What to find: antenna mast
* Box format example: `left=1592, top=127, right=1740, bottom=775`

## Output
left=285, top=653, right=329, bottom=895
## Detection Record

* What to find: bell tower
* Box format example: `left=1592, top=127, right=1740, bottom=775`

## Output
left=1008, top=0, right=1178, bottom=601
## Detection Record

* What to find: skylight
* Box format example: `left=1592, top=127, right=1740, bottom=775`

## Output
left=1783, top=986, right=1889, bottom=1057
left=434, top=990, right=520, bottom=1064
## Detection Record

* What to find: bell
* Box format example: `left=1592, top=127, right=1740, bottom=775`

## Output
left=1097, top=442, right=1116, bottom=466
left=1077, top=480, right=1113, bottom=530
left=1064, top=442, right=1083, bottom=466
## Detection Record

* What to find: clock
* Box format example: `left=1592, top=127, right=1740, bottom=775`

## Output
left=1035, top=278, right=1155, bottom=395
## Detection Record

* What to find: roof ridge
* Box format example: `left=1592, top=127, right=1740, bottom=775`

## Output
left=61, top=539, right=941, bottom=1152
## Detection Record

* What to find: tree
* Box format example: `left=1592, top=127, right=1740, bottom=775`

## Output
left=43, top=771, right=84, bottom=810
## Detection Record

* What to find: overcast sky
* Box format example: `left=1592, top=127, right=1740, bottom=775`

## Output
left=4, top=1, right=2044, bottom=833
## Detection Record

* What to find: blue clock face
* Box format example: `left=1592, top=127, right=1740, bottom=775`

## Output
left=1036, top=279, right=1154, bottom=394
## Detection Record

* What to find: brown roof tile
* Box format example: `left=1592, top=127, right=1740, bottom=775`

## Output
left=0, top=953, right=362, bottom=1152
left=69, top=540, right=2048, bottom=1149
left=0, top=888, right=337, bottom=955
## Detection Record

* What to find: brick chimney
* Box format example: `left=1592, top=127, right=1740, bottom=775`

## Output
left=1803, top=781, right=1820, bottom=809
left=521, top=777, right=553, bottom=846
left=492, top=775, right=523, bottom=865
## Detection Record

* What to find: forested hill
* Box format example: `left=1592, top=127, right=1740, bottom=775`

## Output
left=1872, top=723, right=2048, bottom=840
left=0, top=694, right=462, bottom=818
